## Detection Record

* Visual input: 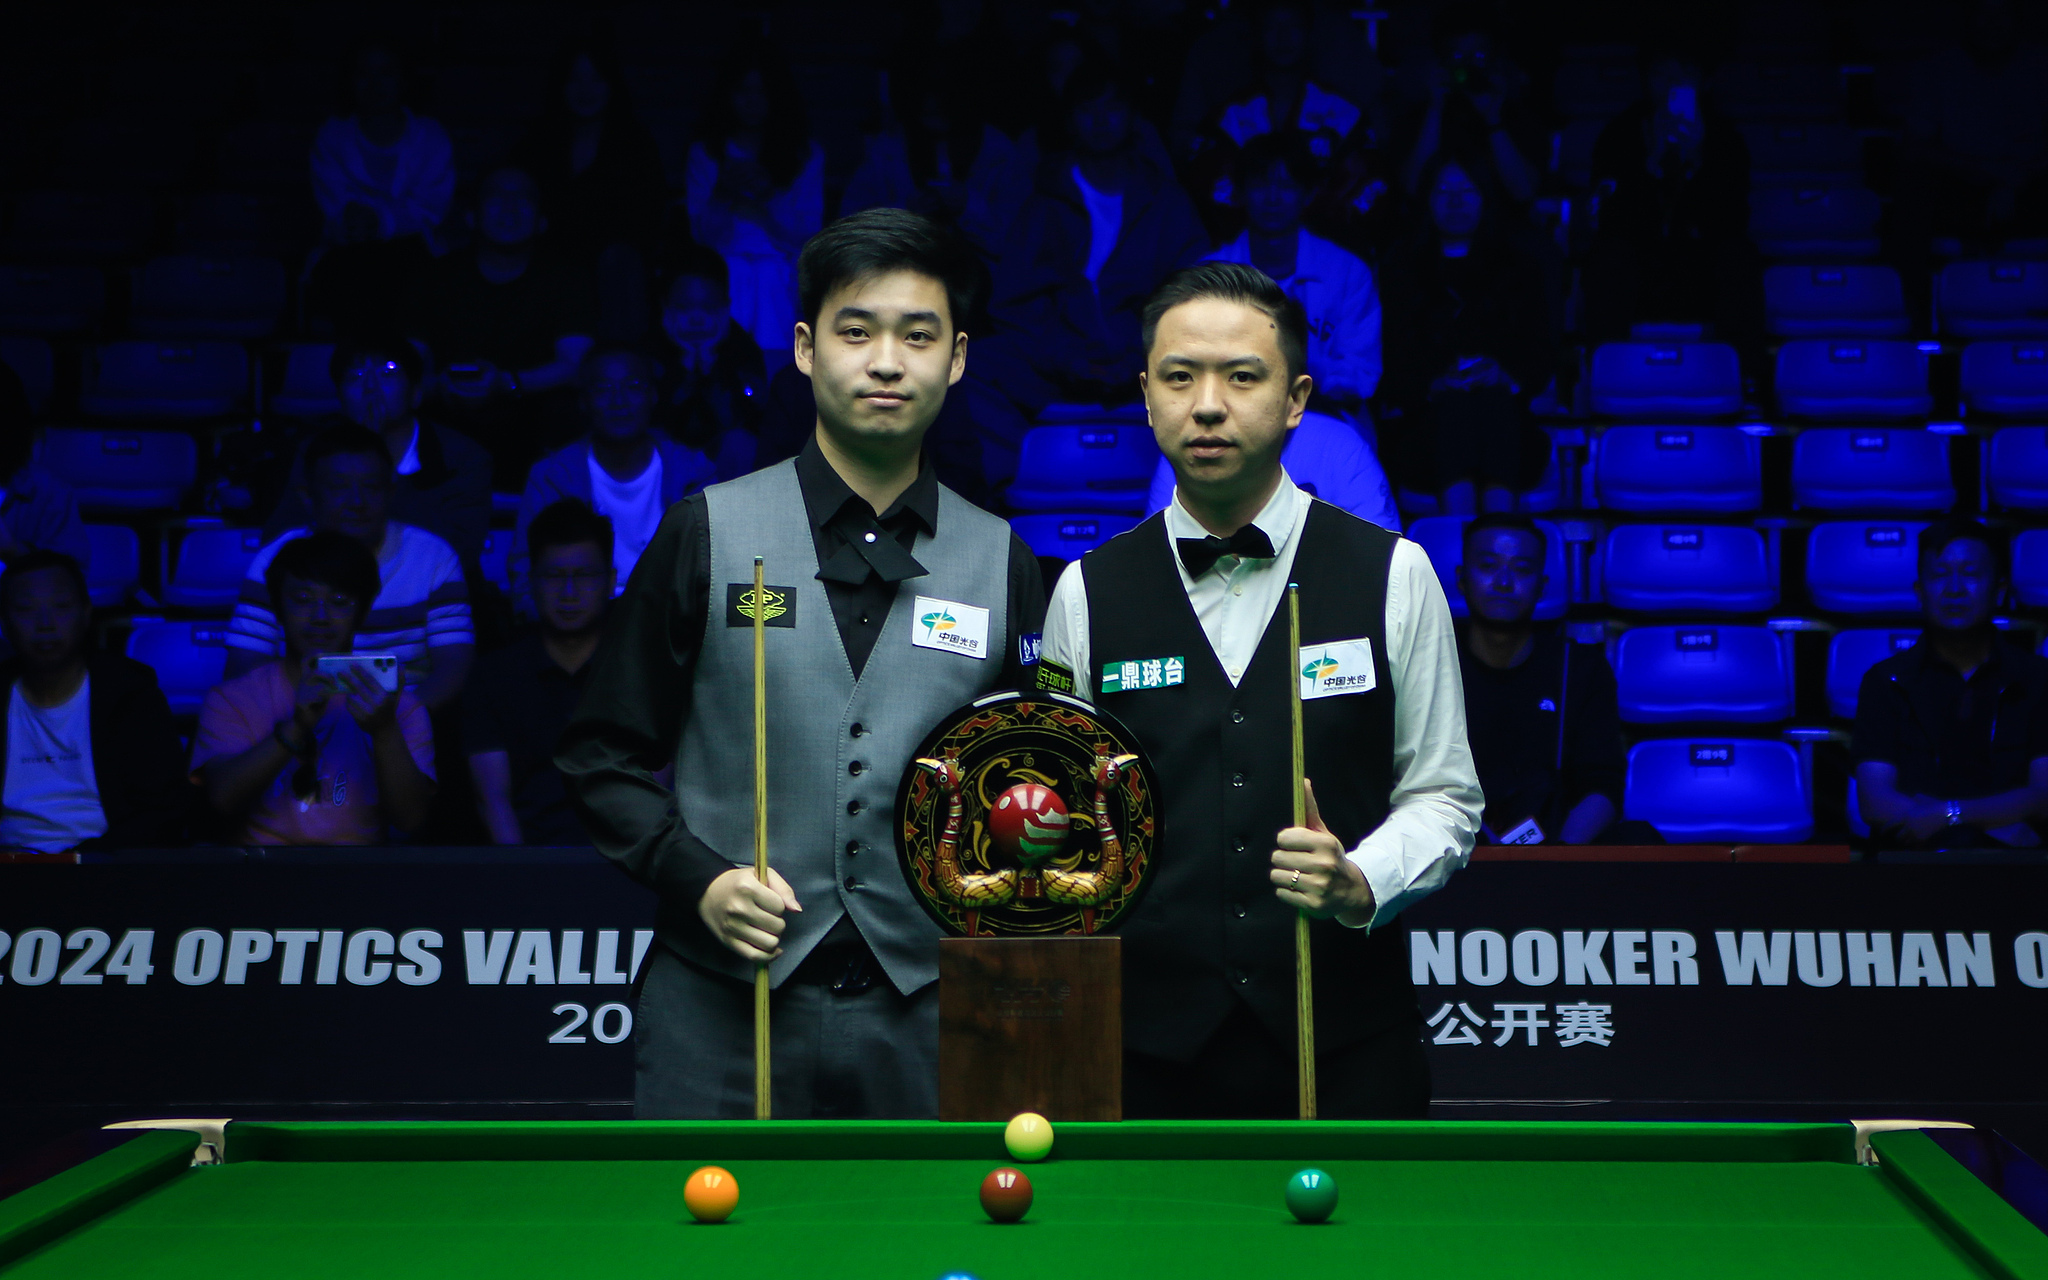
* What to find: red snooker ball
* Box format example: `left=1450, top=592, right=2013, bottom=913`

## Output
left=987, top=783, right=1070, bottom=867
left=979, top=1166, right=1033, bottom=1223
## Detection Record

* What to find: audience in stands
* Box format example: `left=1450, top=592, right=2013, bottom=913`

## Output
left=229, top=426, right=473, bottom=711
left=511, top=347, right=715, bottom=609
left=1378, top=154, right=1555, bottom=514
left=515, top=45, right=669, bottom=344
left=265, top=335, right=492, bottom=568
left=1585, top=54, right=1758, bottom=348
left=1453, top=516, right=1635, bottom=846
left=0, top=552, right=186, bottom=853
left=194, top=532, right=435, bottom=845
left=1205, top=134, right=1382, bottom=416
left=1854, top=521, right=2048, bottom=850
left=1397, top=16, right=1543, bottom=206
left=686, top=49, right=825, bottom=357
left=0, top=367, right=89, bottom=570
left=1145, top=409, right=1400, bottom=533
left=995, top=60, right=1209, bottom=400
left=1898, top=0, right=2048, bottom=249
left=655, top=247, right=770, bottom=481
left=310, top=44, right=454, bottom=247
left=465, top=501, right=611, bottom=845
left=405, top=166, right=598, bottom=481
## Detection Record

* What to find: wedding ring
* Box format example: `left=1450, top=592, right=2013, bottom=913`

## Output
left=1290, top=870, right=1302, bottom=888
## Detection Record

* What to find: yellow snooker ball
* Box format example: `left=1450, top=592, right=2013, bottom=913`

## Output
left=684, top=1165, right=738, bottom=1223
left=1004, top=1112, right=1054, bottom=1162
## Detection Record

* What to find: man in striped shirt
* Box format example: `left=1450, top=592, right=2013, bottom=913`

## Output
left=227, top=425, right=474, bottom=710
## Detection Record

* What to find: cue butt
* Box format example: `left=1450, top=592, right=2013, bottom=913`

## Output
left=752, top=556, right=771, bottom=1120
left=1288, top=584, right=1316, bottom=1120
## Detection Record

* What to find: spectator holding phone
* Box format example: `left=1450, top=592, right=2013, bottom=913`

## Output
left=465, top=501, right=613, bottom=845
left=228, top=426, right=474, bottom=710
left=193, top=532, right=435, bottom=845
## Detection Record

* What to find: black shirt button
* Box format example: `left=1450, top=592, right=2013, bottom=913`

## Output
left=1230, top=772, right=1245, bottom=787
left=1233, top=902, right=1248, bottom=918
left=1234, top=837, right=1247, bottom=852
left=845, top=840, right=861, bottom=856
left=848, top=760, right=865, bottom=776
left=844, top=876, right=859, bottom=890
left=1235, top=970, right=1251, bottom=985
left=1231, top=709, right=1245, bottom=724
left=858, top=613, right=870, bottom=625
left=850, top=722, right=865, bottom=737
left=847, top=800, right=863, bottom=815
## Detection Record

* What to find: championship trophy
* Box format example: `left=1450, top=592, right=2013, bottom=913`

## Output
left=894, top=689, right=1160, bottom=1121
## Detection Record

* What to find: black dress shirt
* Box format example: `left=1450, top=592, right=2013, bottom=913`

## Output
left=557, top=436, right=1045, bottom=933
left=1459, top=627, right=1626, bottom=839
left=1853, top=635, right=2048, bottom=801
left=462, top=630, right=591, bottom=845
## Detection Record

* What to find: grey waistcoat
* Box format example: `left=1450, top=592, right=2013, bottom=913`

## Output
left=675, top=459, right=1014, bottom=994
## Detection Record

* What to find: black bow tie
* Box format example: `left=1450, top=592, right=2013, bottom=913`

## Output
left=816, top=513, right=928, bottom=586
left=1176, top=525, right=1276, bottom=578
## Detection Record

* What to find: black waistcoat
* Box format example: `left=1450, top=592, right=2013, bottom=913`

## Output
left=1082, top=500, right=1414, bottom=1061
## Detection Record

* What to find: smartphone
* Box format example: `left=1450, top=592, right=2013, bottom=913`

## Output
left=1666, top=84, right=1698, bottom=124
left=315, top=653, right=400, bottom=694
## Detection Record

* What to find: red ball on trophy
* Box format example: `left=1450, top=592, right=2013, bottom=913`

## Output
left=987, top=783, right=1070, bottom=867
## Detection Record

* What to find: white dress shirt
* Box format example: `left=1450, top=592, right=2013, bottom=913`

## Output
left=1040, top=470, right=1482, bottom=930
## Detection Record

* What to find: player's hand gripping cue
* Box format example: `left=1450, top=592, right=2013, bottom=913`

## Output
left=699, top=867, right=803, bottom=964
left=1270, top=779, right=1376, bottom=924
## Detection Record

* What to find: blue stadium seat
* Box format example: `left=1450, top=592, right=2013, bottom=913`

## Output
left=1937, top=260, right=2048, bottom=338
left=1589, top=342, right=1742, bottom=418
left=1987, top=429, right=2048, bottom=510
left=1623, top=738, right=1814, bottom=843
left=1006, top=424, right=1159, bottom=513
left=1600, top=525, right=1775, bottom=613
left=1614, top=624, right=1794, bottom=724
left=130, top=255, right=287, bottom=339
left=38, top=428, right=198, bottom=510
left=1763, top=265, right=1909, bottom=337
left=125, top=620, right=230, bottom=716
left=1805, top=520, right=1929, bottom=614
left=2014, top=530, right=2048, bottom=607
left=81, top=523, right=139, bottom=607
left=271, top=343, right=340, bottom=418
left=1749, top=185, right=1882, bottom=260
left=1406, top=515, right=1570, bottom=620
left=0, top=264, right=105, bottom=335
left=1740, top=123, right=1864, bottom=184
left=165, top=525, right=267, bottom=610
left=1593, top=426, right=1762, bottom=513
left=1826, top=628, right=1920, bottom=720
left=0, top=337, right=54, bottom=416
left=1009, top=514, right=1140, bottom=561
left=1775, top=340, right=1931, bottom=420
left=80, top=341, right=246, bottom=418
left=0, top=190, right=156, bottom=261
left=480, top=530, right=512, bottom=594
left=1962, top=340, right=2048, bottom=417
left=1789, top=428, right=1955, bottom=511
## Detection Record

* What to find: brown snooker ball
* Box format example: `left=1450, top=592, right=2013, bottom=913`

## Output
left=979, top=1166, right=1033, bottom=1223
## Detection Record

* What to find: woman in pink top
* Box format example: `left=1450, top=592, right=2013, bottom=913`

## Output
left=192, top=533, right=435, bottom=845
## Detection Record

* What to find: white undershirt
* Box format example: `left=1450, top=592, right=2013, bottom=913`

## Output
left=0, top=676, right=107, bottom=853
left=587, top=449, right=665, bottom=594
left=1071, top=166, right=1124, bottom=290
left=1040, top=470, right=1482, bottom=931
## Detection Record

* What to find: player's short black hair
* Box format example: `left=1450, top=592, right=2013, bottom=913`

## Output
left=266, top=530, right=381, bottom=621
left=304, top=423, right=393, bottom=485
left=1918, top=518, right=2004, bottom=575
left=797, top=207, right=976, bottom=333
left=1462, top=512, right=1547, bottom=560
left=329, top=332, right=424, bottom=387
left=0, top=549, right=89, bottom=612
left=1140, top=261, right=1309, bottom=380
left=527, top=498, right=614, bottom=565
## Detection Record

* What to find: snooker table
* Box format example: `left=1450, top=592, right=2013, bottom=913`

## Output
left=4, top=1121, right=2046, bottom=1279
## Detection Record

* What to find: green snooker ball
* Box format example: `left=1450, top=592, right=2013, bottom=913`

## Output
left=1285, top=1168, right=1338, bottom=1223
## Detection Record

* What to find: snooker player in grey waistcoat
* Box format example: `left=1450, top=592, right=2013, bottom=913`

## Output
left=558, top=209, right=1044, bottom=1118
left=1038, top=263, right=1483, bottom=1118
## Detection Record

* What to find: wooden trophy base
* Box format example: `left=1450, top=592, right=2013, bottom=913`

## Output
left=937, top=936, right=1121, bottom=1122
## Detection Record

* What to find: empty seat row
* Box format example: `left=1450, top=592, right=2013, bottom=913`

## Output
left=0, top=255, right=286, bottom=338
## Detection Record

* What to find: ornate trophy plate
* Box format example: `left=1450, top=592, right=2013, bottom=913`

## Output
left=894, top=690, right=1160, bottom=937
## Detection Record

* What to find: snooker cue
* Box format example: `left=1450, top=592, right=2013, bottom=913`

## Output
left=1288, top=583, right=1317, bottom=1120
left=753, top=557, right=771, bottom=1120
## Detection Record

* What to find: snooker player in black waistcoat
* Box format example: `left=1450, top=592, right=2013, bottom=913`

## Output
left=1037, top=263, right=1484, bottom=1118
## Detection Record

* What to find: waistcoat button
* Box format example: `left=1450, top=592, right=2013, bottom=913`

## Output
left=1233, top=902, right=1247, bottom=918
left=1234, top=837, right=1247, bottom=852
left=846, top=840, right=861, bottom=856
left=844, top=876, right=860, bottom=890
left=847, top=800, right=863, bottom=815
left=1230, top=772, right=1245, bottom=787
left=848, top=760, right=865, bottom=776
left=1231, top=709, right=1245, bottom=724
left=850, top=722, right=865, bottom=737
left=1235, top=970, right=1250, bottom=985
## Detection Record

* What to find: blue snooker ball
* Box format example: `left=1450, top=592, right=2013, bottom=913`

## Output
left=1285, top=1167, right=1338, bottom=1223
